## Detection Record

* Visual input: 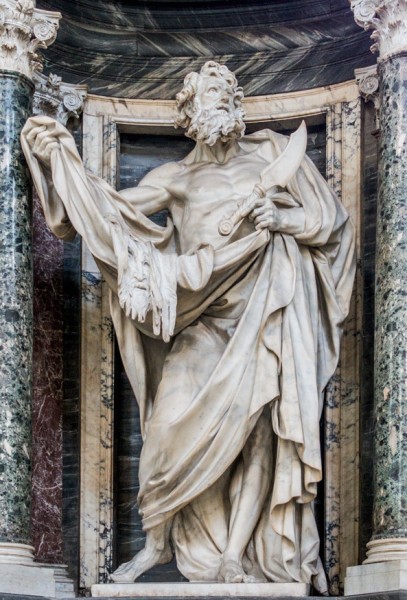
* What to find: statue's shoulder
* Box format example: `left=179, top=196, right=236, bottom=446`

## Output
left=243, top=128, right=289, bottom=145
left=141, top=160, right=182, bottom=185
left=240, top=128, right=289, bottom=159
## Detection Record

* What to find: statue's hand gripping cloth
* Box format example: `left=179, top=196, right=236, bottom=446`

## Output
left=22, top=117, right=355, bottom=589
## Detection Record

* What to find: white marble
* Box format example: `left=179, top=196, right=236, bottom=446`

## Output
left=0, top=0, right=61, bottom=79
left=350, top=0, right=407, bottom=60
left=0, top=563, right=56, bottom=597
left=91, top=582, right=310, bottom=597
left=345, top=560, right=407, bottom=595
left=323, top=97, right=362, bottom=594
left=0, top=543, right=75, bottom=597
left=0, top=541, right=35, bottom=565
left=22, top=62, right=355, bottom=592
left=33, top=72, right=87, bottom=125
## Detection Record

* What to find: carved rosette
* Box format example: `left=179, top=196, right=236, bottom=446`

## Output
left=355, top=64, right=380, bottom=105
left=0, top=0, right=61, bottom=79
left=33, top=72, right=87, bottom=125
left=350, top=0, right=407, bottom=60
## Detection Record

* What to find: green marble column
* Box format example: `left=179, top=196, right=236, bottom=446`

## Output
left=0, top=2, right=61, bottom=574
left=368, top=51, right=407, bottom=559
left=349, top=2, right=407, bottom=579
left=0, top=70, right=33, bottom=545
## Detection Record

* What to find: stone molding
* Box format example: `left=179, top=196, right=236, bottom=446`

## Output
left=350, top=0, right=407, bottom=60
left=0, top=0, right=61, bottom=79
left=33, top=72, right=87, bottom=124
left=355, top=64, right=380, bottom=126
left=0, top=542, right=34, bottom=565
left=364, top=539, right=407, bottom=564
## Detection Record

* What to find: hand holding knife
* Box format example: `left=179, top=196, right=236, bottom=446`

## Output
left=218, top=121, right=307, bottom=236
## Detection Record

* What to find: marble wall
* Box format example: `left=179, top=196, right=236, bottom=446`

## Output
left=359, top=102, right=378, bottom=558
left=37, top=0, right=375, bottom=100
left=114, top=124, right=327, bottom=582
left=31, top=119, right=83, bottom=578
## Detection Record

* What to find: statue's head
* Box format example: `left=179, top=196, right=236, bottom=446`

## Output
left=175, top=61, right=246, bottom=146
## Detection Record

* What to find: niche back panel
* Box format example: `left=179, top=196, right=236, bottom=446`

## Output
left=115, top=124, right=326, bottom=580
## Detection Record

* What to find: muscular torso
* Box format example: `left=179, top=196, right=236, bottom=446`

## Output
left=168, top=149, right=269, bottom=253
left=125, top=139, right=272, bottom=254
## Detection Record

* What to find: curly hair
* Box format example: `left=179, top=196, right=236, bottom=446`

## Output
left=174, top=61, right=245, bottom=140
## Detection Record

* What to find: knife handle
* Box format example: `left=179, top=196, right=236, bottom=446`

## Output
left=218, top=183, right=266, bottom=236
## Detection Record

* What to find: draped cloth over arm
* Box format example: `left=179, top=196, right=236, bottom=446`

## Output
left=21, top=117, right=355, bottom=590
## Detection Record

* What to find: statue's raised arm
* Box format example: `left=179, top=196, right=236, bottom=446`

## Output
left=22, top=61, right=355, bottom=593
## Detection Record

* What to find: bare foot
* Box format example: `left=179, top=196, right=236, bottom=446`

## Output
left=242, top=555, right=267, bottom=583
left=242, top=572, right=267, bottom=583
left=218, top=558, right=246, bottom=583
left=110, top=545, right=172, bottom=583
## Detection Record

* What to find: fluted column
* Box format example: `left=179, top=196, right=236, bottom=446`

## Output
left=346, top=1, right=407, bottom=594
left=0, top=0, right=61, bottom=594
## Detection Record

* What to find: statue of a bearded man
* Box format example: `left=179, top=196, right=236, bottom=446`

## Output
left=21, top=61, right=355, bottom=592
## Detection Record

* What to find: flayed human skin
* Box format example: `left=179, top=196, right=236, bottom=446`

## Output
left=175, top=61, right=246, bottom=146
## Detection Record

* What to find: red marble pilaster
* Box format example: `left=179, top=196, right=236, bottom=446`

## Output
left=31, top=191, right=64, bottom=564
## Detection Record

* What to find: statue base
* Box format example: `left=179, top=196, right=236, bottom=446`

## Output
left=91, top=582, right=309, bottom=597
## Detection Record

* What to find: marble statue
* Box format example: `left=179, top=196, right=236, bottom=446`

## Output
left=21, top=61, right=355, bottom=593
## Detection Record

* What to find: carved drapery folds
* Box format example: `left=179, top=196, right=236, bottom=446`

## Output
left=0, top=0, right=61, bottom=79
left=350, top=0, right=407, bottom=59
left=33, top=72, right=87, bottom=124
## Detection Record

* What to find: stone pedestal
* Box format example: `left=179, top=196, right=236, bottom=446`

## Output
left=91, top=582, right=310, bottom=598
left=345, top=561, right=407, bottom=596
left=347, top=0, right=407, bottom=594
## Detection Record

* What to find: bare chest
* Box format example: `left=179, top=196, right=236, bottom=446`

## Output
left=171, top=153, right=268, bottom=205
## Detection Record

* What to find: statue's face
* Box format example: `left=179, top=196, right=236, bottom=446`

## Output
left=196, top=74, right=235, bottom=116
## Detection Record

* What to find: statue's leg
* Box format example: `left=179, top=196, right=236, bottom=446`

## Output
left=110, top=519, right=173, bottom=583
left=218, top=408, right=272, bottom=583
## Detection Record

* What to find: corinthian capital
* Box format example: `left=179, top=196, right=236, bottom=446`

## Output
left=350, top=0, right=407, bottom=60
left=0, top=0, right=61, bottom=79
left=33, top=72, right=87, bottom=125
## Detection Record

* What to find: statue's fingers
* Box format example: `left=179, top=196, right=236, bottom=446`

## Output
left=36, top=128, right=53, bottom=142
left=248, top=197, right=265, bottom=210
left=26, top=125, right=46, bottom=147
left=37, top=138, right=58, bottom=155
left=249, top=206, right=266, bottom=220
left=253, top=214, right=268, bottom=228
left=254, top=213, right=276, bottom=229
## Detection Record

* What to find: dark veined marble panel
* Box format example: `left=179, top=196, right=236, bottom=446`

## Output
left=115, top=122, right=326, bottom=581
left=36, top=0, right=375, bottom=99
left=359, top=102, right=378, bottom=560
left=62, top=119, right=83, bottom=586
left=32, top=189, right=64, bottom=564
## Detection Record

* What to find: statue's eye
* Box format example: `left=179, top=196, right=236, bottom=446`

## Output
left=208, top=87, right=218, bottom=94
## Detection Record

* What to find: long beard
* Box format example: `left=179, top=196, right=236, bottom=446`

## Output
left=186, top=106, right=245, bottom=146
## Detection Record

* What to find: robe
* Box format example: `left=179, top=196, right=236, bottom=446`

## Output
left=21, top=116, right=355, bottom=591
